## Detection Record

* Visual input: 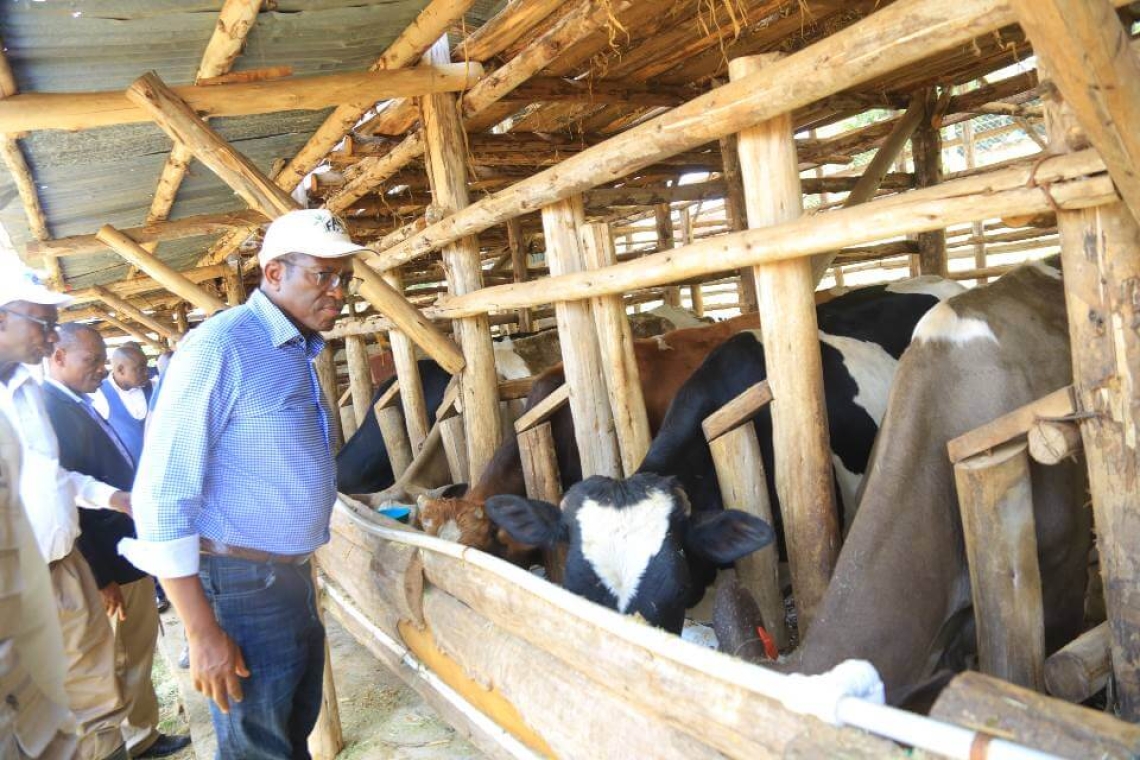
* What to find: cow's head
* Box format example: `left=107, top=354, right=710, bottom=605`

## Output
left=486, top=473, right=774, bottom=633
left=418, top=484, right=542, bottom=565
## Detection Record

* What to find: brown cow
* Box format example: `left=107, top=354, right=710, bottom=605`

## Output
left=766, top=261, right=1090, bottom=707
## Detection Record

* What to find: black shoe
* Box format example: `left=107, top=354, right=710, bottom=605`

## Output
left=135, top=734, right=191, bottom=758
left=177, top=645, right=190, bottom=669
left=155, top=597, right=171, bottom=614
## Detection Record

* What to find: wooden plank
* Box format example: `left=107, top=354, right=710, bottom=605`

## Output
left=426, top=150, right=1116, bottom=319
left=932, top=671, right=1140, bottom=759
left=946, top=386, right=1076, bottom=464
left=580, top=222, right=650, bottom=476
left=1045, top=622, right=1111, bottom=703
left=368, top=0, right=1133, bottom=272
left=513, top=384, right=569, bottom=433
left=26, top=209, right=269, bottom=260
left=422, top=37, right=502, bottom=482
left=96, top=224, right=228, bottom=315
left=1011, top=0, right=1140, bottom=223
left=733, top=52, right=836, bottom=631
left=701, top=381, right=772, bottom=443
left=954, top=441, right=1045, bottom=690
left=0, top=65, right=482, bottom=132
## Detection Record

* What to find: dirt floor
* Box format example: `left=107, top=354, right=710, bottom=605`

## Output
left=153, top=610, right=482, bottom=759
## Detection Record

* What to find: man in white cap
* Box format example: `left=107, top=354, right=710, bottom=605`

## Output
left=0, top=266, right=132, bottom=760
left=122, top=210, right=367, bottom=758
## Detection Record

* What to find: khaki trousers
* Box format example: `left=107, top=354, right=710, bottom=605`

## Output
left=50, top=549, right=128, bottom=760
left=110, top=577, right=160, bottom=756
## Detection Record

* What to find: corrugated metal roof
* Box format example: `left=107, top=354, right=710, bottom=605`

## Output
left=0, top=0, right=489, bottom=290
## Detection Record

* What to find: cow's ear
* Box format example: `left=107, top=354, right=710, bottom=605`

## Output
left=685, top=510, right=775, bottom=564
left=485, top=495, right=563, bottom=547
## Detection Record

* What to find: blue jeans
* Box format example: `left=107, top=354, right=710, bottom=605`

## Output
left=199, top=556, right=325, bottom=760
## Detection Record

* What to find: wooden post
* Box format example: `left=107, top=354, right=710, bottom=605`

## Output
left=719, top=133, right=759, bottom=314
left=1037, top=52, right=1140, bottom=718
left=171, top=303, right=189, bottom=336
left=439, top=414, right=470, bottom=485
left=507, top=218, right=533, bottom=333
left=345, top=335, right=374, bottom=427
left=383, top=270, right=430, bottom=452
left=960, top=117, right=988, bottom=283
left=315, top=344, right=344, bottom=453
left=912, top=89, right=947, bottom=277
left=420, top=37, right=501, bottom=482
left=580, top=222, right=651, bottom=476
left=679, top=208, right=704, bottom=316
left=376, top=404, right=415, bottom=479
left=518, top=421, right=565, bottom=583
left=96, top=224, right=228, bottom=315
left=542, top=197, right=622, bottom=479
left=1045, top=622, right=1111, bottom=703
left=954, top=441, right=1045, bottom=690
left=307, top=563, right=343, bottom=760
left=706, top=422, right=788, bottom=650
left=655, top=204, right=682, bottom=307
left=222, top=255, right=245, bottom=306
left=731, top=53, right=838, bottom=630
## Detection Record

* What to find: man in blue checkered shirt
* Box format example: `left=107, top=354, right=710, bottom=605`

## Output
left=121, top=210, right=367, bottom=759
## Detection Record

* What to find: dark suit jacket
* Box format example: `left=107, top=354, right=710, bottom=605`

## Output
left=42, top=381, right=145, bottom=588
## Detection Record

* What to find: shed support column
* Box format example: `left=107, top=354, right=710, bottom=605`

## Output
left=507, top=218, right=533, bottom=334
left=315, top=344, right=344, bottom=453
left=913, top=89, right=947, bottom=277
left=345, top=335, right=374, bottom=427
left=580, top=222, right=651, bottom=476
left=730, top=53, right=838, bottom=630
left=1038, top=55, right=1140, bottom=719
left=384, top=270, right=430, bottom=452
left=421, top=37, right=501, bottom=480
left=654, top=204, right=681, bottom=307
left=542, top=196, right=622, bottom=478
left=720, top=134, right=759, bottom=314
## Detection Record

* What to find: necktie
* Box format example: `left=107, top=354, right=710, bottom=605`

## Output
left=80, top=397, right=135, bottom=468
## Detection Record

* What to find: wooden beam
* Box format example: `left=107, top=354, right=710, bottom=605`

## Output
left=366, top=0, right=1133, bottom=273
left=65, top=264, right=230, bottom=305
left=1045, top=622, right=1111, bottom=703
left=732, top=53, right=837, bottom=632
left=514, top=384, right=570, bottom=433
left=913, top=89, right=948, bottom=277
left=947, top=386, right=1076, bottom=464
left=88, top=305, right=166, bottom=352
left=275, top=0, right=480, bottom=192
left=428, top=150, right=1115, bottom=319
left=327, top=0, right=629, bottom=214
left=0, top=65, right=482, bottom=133
left=96, top=225, right=228, bottom=315
left=26, top=209, right=268, bottom=261
left=93, top=286, right=179, bottom=341
left=700, top=381, right=773, bottom=443
left=580, top=222, right=650, bottom=476
left=1011, top=0, right=1140, bottom=222
left=422, top=37, right=502, bottom=481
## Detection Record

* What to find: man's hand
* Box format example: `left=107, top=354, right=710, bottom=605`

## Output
left=109, top=490, right=132, bottom=517
left=100, top=582, right=126, bottom=620
left=188, top=624, right=250, bottom=713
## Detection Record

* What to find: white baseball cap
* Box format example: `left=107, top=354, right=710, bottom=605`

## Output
left=0, top=265, right=72, bottom=308
left=258, top=209, right=372, bottom=268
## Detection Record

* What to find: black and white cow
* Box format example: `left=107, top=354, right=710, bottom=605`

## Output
left=488, top=277, right=963, bottom=632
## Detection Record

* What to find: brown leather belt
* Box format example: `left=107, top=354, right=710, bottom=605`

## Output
left=200, top=538, right=312, bottom=566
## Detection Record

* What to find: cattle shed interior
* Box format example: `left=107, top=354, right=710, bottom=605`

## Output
left=3, top=0, right=1140, bottom=758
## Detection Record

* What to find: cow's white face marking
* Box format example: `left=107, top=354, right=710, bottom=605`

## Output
left=886, top=276, right=965, bottom=301
left=493, top=338, right=533, bottom=380
left=912, top=303, right=998, bottom=346
left=819, top=333, right=897, bottom=426
left=575, top=490, right=675, bottom=612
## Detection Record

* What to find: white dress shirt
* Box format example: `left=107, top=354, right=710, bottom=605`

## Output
left=0, top=366, right=118, bottom=563
left=89, top=375, right=148, bottom=421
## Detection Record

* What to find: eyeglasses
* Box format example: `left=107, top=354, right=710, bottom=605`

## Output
left=280, top=261, right=363, bottom=294
left=0, top=306, right=58, bottom=336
